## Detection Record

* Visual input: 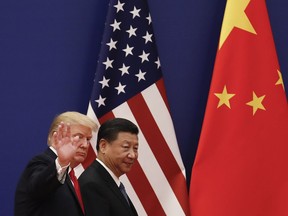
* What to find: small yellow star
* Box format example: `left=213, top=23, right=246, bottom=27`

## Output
left=219, top=0, right=256, bottom=49
left=214, top=85, right=235, bottom=108
left=246, top=91, right=266, bottom=115
left=275, top=70, right=285, bottom=90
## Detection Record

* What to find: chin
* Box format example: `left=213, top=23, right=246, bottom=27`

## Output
left=75, top=156, right=86, bottom=163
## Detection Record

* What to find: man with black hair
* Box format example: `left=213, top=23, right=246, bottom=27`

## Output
left=79, top=118, right=139, bottom=216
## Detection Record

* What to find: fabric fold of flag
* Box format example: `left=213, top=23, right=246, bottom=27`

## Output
left=190, top=0, right=288, bottom=216
left=86, top=0, right=190, bottom=215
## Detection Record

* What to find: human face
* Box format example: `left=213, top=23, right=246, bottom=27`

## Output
left=100, top=132, right=139, bottom=178
left=70, top=124, right=93, bottom=167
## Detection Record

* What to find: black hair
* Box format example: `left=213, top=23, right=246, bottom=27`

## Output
left=96, top=118, right=139, bottom=151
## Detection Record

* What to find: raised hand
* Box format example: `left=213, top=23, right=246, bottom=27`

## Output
left=52, top=122, right=81, bottom=167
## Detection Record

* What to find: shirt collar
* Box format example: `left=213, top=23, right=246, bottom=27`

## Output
left=96, top=158, right=120, bottom=187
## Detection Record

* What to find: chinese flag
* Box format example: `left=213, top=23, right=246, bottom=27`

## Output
left=189, top=0, right=288, bottom=216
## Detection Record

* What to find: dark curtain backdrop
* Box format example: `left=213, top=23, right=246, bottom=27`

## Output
left=1, top=0, right=287, bottom=215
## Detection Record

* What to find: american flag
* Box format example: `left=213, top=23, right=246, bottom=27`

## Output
left=84, top=0, right=190, bottom=215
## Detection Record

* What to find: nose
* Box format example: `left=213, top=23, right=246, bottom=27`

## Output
left=128, top=149, right=137, bottom=159
left=80, top=139, right=90, bottom=148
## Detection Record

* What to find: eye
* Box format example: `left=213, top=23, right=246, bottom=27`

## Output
left=121, top=144, right=130, bottom=150
left=73, top=134, right=88, bottom=143
left=73, top=134, right=81, bottom=139
left=78, top=135, right=85, bottom=140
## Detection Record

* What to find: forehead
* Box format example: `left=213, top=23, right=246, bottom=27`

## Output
left=115, top=132, right=138, bottom=143
left=70, top=124, right=92, bottom=134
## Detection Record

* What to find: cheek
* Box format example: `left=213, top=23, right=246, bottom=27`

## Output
left=115, top=153, right=128, bottom=163
left=73, top=155, right=85, bottom=163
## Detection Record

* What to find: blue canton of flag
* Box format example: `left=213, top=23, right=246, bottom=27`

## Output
left=90, top=0, right=161, bottom=117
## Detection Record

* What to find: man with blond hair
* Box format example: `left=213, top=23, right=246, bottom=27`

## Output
left=14, top=111, right=98, bottom=216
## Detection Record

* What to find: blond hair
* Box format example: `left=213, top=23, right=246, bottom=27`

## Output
left=47, top=111, right=98, bottom=145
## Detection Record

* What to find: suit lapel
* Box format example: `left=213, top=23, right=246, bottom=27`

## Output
left=96, top=162, right=126, bottom=202
left=95, top=161, right=136, bottom=213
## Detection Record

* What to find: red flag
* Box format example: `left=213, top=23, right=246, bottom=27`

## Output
left=190, top=0, right=288, bottom=216
left=83, top=0, right=190, bottom=215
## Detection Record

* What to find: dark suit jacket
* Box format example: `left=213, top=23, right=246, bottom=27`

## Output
left=14, top=148, right=84, bottom=216
left=79, top=160, right=138, bottom=216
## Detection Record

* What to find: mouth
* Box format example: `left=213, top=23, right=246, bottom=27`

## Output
left=76, top=152, right=86, bottom=157
left=124, top=161, right=134, bottom=166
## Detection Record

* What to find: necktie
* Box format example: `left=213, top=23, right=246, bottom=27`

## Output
left=119, top=182, right=130, bottom=205
left=69, top=169, right=85, bottom=213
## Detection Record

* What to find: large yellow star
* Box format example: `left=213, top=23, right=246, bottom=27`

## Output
left=275, top=70, right=285, bottom=90
left=219, top=0, right=256, bottom=49
left=246, top=91, right=266, bottom=115
left=214, top=85, right=235, bottom=108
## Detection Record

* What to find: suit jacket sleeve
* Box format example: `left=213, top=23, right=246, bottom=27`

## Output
left=24, top=148, right=63, bottom=198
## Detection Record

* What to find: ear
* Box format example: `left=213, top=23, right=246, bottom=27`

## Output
left=99, top=139, right=108, bottom=154
left=50, top=131, right=57, bottom=148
